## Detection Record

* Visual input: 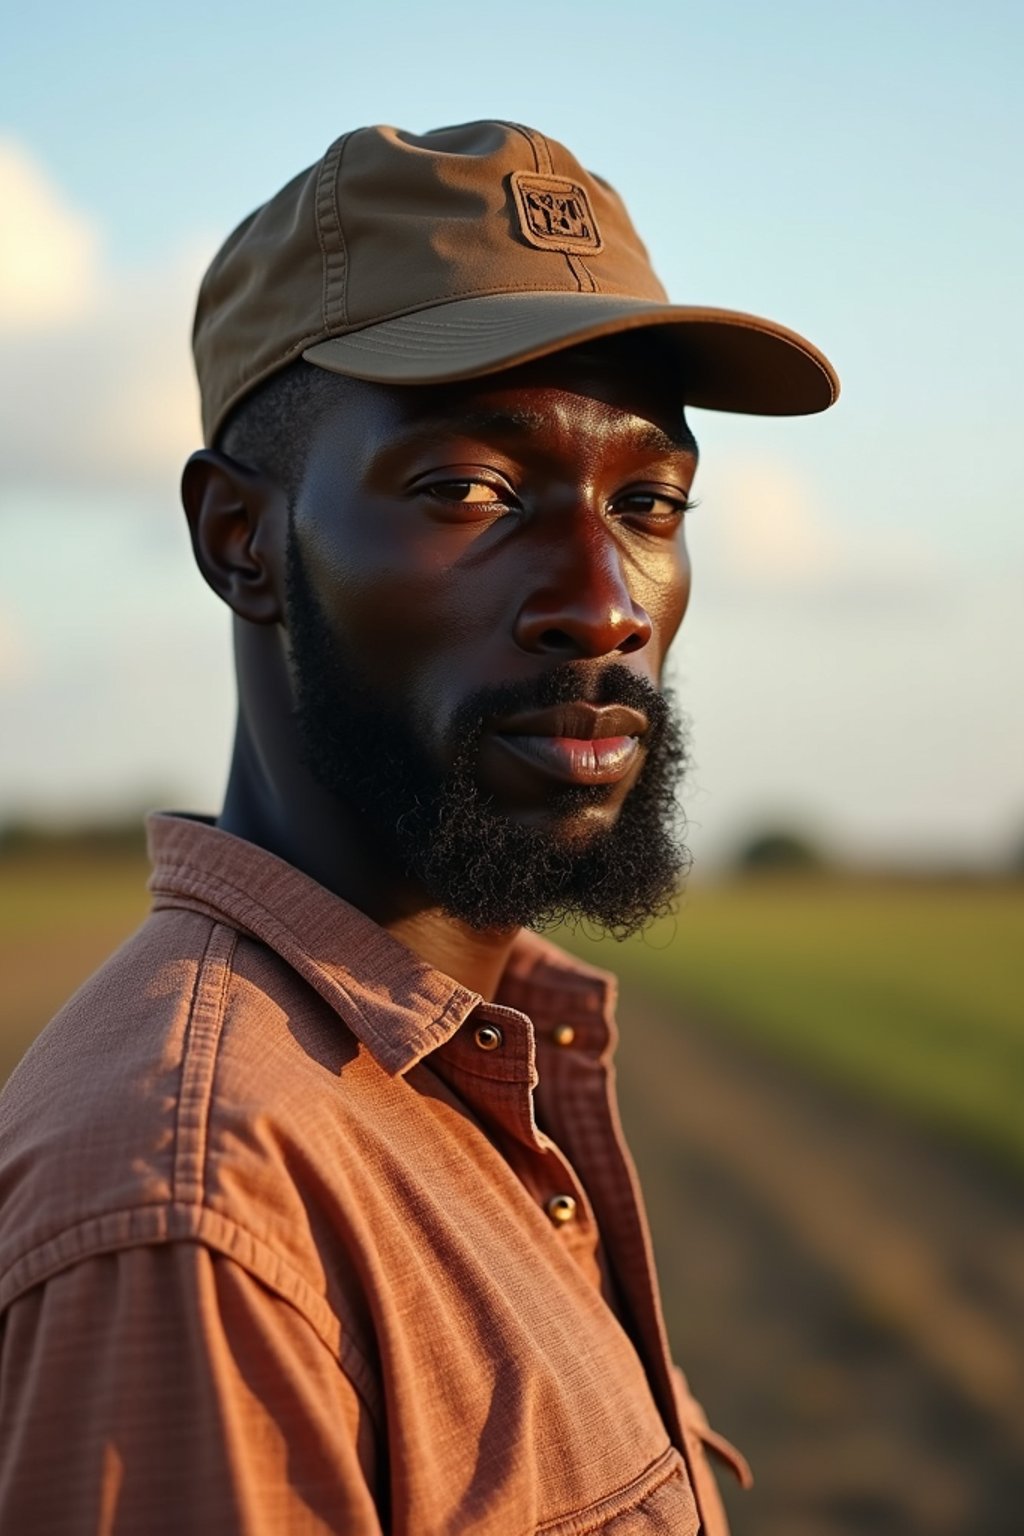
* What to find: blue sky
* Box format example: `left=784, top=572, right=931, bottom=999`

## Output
left=1, top=0, right=1021, bottom=867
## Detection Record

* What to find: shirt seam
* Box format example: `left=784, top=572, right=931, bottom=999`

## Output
left=0, top=1202, right=383, bottom=1430
left=172, top=921, right=236, bottom=1207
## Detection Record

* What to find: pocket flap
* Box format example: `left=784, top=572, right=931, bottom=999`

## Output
left=672, top=1365, right=754, bottom=1490
left=691, top=1421, right=754, bottom=1491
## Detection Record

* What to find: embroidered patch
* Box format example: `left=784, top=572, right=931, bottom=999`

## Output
left=509, top=172, right=604, bottom=254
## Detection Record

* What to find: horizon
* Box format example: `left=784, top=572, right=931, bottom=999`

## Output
left=2, top=0, right=1021, bottom=872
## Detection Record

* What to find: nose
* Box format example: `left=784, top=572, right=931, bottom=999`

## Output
left=513, top=530, right=653, bottom=659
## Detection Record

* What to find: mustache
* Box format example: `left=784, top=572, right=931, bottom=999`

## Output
left=454, top=663, right=670, bottom=738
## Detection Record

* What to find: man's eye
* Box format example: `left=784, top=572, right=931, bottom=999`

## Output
left=616, top=492, right=695, bottom=522
left=421, top=478, right=520, bottom=522
left=430, top=481, right=504, bottom=504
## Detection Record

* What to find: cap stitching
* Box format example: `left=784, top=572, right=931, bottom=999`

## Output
left=314, top=151, right=333, bottom=332
left=576, top=256, right=601, bottom=294
left=315, top=132, right=352, bottom=331
left=339, top=274, right=646, bottom=317
left=566, top=253, right=594, bottom=293
left=353, top=297, right=660, bottom=332
left=532, top=129, right=553, bottom=176
left=505, top=124, right=582, bottom=288
left=505, top=120, right=546, bottom=175
left=329, top=131, right=352, bottom=329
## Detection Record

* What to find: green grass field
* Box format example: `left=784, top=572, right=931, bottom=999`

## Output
left=563, top=876, right=1024, bottom=1177
left=0, top=853, right=152, bottom=1082
left=2, top=854, right=1021, bottom=1175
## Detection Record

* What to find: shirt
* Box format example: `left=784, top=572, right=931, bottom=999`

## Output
left=0, top=813, right=750, bottom=1534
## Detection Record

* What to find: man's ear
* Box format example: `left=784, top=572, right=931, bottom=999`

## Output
left=181, top=450, right=286, bottom=625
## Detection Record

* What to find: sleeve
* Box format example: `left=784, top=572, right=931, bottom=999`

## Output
left=0, top=1243, right=385, bottom=1535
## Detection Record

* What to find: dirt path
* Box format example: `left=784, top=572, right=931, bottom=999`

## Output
left=613, top=989, right=1024, bottom=1536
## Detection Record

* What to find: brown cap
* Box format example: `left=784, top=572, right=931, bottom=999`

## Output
left=194, top=119, right=839, bottom=445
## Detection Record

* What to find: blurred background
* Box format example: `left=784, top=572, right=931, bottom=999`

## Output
left=1, top=2, right=1021, bottom=1531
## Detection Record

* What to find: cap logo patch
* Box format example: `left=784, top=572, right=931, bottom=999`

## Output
left=509, top=172, right=604, bottom=254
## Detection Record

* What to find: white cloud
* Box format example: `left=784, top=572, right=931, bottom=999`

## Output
left=0, top=140, right=103, bottom=331
left=0, top=140, right=209, bottom=495
left=700, top=457, right=842, bottom=584
left=0, top=607, right=32, bottom=688
left=691, top=455, right=947, bottom=599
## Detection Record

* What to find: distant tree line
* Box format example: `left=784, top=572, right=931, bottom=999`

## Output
left=0, top=817, right=148, bottom=860
left=731, top=825, right=1024, bottom=878
left=2, top=815, right=1022, bottom=876
left=733, top=828, right=828, bottom=872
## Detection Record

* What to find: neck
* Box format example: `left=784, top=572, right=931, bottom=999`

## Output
left=218, top=630, right=517, bottom=999
left=380, top=909, right=519, bottom=1002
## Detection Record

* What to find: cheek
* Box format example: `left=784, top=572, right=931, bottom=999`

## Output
left=303, top=508, right=442, bottom=641
left=638, top=541, right=692, bottom=665
left=300, top=517, right=489, bottom=727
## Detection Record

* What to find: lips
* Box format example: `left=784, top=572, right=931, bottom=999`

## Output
left=491, top=704, right=649, bottom=741
left=489, top=703, right=648, bottom=786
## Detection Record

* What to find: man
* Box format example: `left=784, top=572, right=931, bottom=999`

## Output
left=0, top=121, right=837, bottom=1532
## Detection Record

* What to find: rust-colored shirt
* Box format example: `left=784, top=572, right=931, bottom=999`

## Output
left=0, top=814, right=749, bottom=1533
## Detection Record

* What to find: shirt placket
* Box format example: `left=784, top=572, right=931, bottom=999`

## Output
left=427, top=1003, right=606, bottom=1288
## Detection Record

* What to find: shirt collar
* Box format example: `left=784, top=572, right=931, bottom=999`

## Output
left=147, top=813, right=617, bottom=1076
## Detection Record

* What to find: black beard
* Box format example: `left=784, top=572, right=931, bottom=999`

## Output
left=286, top=525, right=691, bottom=937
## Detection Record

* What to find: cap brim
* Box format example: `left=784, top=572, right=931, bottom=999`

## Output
left=303, top=292, right=838, bottom=416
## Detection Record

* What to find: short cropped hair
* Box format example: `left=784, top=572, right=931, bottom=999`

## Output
left=216, top=360, right=347, bottom=493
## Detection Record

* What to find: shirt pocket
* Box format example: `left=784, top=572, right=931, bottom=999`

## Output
left=536, top=1445, right=700, bottom=1536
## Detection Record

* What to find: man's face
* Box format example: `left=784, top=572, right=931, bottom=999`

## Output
left=283, top=342, right=697, bottom=933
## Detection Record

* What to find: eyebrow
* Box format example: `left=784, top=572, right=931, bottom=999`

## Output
left=628, top=420, right=699, bottom=457
left=392, top=408, right=699, bottom=457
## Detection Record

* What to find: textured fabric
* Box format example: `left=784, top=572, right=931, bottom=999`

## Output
left=0, top=813, right=749, bottom=1534
left=193, top=119, right=839, bottom=442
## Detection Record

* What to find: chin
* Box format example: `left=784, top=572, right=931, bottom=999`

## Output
left=516, top=795, right=622, bottom=845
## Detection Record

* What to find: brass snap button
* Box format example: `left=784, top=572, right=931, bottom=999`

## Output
left=551, top=1023, right=575, bottom=1047
left=473, top=1023, right=503, bottom=1052
left=545, top=1194, right=577, bottom=1226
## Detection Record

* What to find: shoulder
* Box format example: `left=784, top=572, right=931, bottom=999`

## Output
left=0, top=905, right=374, bottom=1316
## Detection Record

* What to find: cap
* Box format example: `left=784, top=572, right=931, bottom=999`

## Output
left=193, top=120, right=839, bottom=445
